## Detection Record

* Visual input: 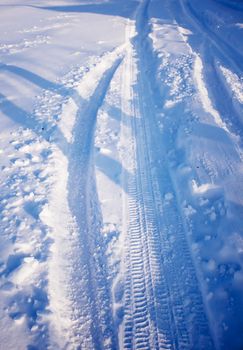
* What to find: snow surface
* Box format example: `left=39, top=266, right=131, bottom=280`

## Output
left=0, top=0, right=243, bottom=349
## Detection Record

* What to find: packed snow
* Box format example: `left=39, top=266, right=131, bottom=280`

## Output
left=0, top=0, right=243, bottom=349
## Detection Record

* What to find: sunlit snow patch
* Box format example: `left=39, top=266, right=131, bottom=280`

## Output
left=220, top=65, right=243, bottom=104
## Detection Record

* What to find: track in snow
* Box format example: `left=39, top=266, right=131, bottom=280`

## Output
left=45, top=49, right=125, bottom=349
left=67, top=57, right=122, bottom=349
left=46, top=0, right=217, bottom=348
left=174, top=0, right=243, bottom=145
left=1, top=0, right=242, bottom=348
left=119, top=0, right=214, bottom=349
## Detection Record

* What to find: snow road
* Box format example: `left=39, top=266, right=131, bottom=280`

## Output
left=0, top=0, right=243, bottom=349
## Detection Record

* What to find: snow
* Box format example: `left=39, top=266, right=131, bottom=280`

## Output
left=220, top=65, right=243, bottom=104
left=194, top=55, right=229, bottom=131
left=0, top=0, right=243, bottom=349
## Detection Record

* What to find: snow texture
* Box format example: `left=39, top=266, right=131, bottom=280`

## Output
left=0, top=0, right=243, bottom=349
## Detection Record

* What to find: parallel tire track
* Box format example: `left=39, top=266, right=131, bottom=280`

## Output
left=120, top=1, right=214, bottom=349
left=121, top=41, right=172, bottom=350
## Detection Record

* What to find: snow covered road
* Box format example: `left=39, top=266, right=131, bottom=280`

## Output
left=0, top=0, right=243, bottom=349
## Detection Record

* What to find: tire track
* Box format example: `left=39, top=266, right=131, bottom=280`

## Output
left=178, top=0, right=243, bottom=73
left=67, top=53, right=124, bottom=349
left=120, top=0, right=214, bottom=349
left=173, top=0, right=243, bottom=147
left=121, top=40, right=172, bottom=349
left=200, top=44, right=243, bottom=146
left=47, top=49, right=124, bottom=349
left=120, top=15, right=175, bottom=350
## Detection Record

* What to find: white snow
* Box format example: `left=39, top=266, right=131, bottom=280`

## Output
left=194, top=55, right=229, bottom=131
left=191, top=179, right=222, bottom=196
left=58, top=98, right=78, bottom=143
left=220, top=65, right=243, bottom=104
left=0, top=0, right=243, bottom=349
